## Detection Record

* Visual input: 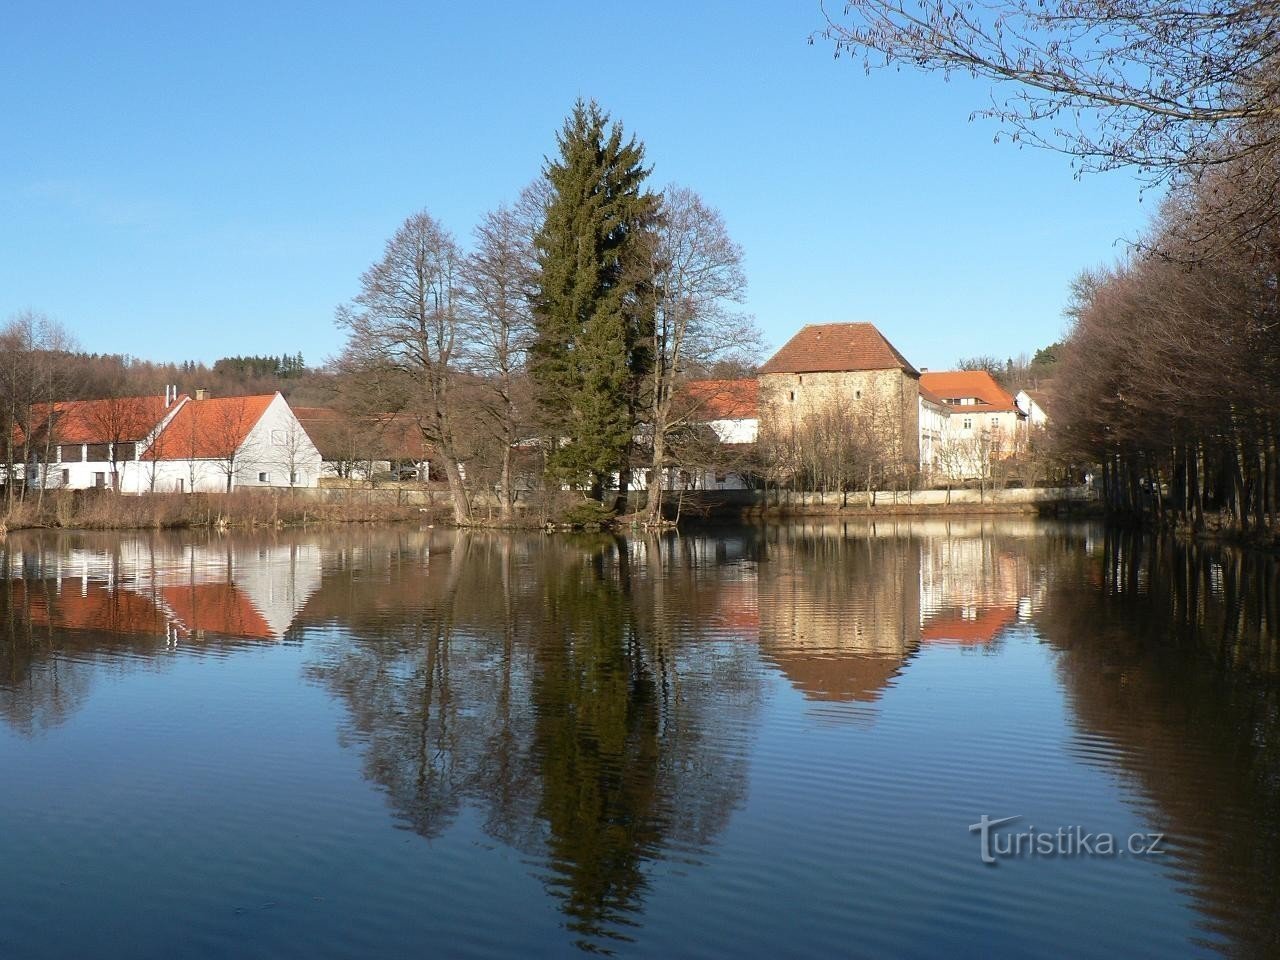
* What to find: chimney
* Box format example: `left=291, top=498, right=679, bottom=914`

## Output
left=195, top=388, right=208, bottom=401
left=920, top=367, right=929, bottom=373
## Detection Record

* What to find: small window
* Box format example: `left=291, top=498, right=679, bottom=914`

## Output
left=289, top=471, right=298, bottom=484
left=271, top=429, right=285, bottom=445
left=715, top=472, right=727, bottom=483
left=798, top=376, right=803, bottom=385
left=174, top=479, right=184, bottom=493
left=61, top=469, right=69, bottom=485
left=86, top=443, right=110, bottom=461
left=94, top=472, right=106, bottom=488
left=990, top=417, right=999, bottom=429
left=258, top=471, right=270, bottom=483
left=855, top=390, right=862, bottom=400
left=788, top=391, right=795, bottom=402
left=963, top=418, right=973, bottom=430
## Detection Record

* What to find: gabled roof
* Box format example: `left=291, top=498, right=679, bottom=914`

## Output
left=919, top=371, right=1021, bottom=414
left=144, top=394, right=276, bottom=461
left=1021, top=388, right=1054, bottom=417
left=293, top=407, right=431, bottom=461
left=16, top=395, right=184, bottom=447
left=759, top=323, right=918, bottom=376
left=682, top=379, right=759, bottom=420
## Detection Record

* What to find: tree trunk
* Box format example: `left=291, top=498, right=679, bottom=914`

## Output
left=441, top=455, right=472, bottom=524
left=648, top=429, right=667, bottom=525
left=499, top=441, right=514, bottom=523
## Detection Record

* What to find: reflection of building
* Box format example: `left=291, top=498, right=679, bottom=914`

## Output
left=749, top=522, right=1044, bottom=703
left=919, top=532, right=1032, bottom=646
left=756, top=532, right=923, bottom=704
left=3, top=536, right=322, bottom=642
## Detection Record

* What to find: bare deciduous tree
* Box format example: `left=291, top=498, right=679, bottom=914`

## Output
left=337, top=211, right=472, bottom=523
left=643, top=186, right=757, bottom=523
left=460, top=188, right=541, bottom=522
left=817, top=0, right=1280, bottom=174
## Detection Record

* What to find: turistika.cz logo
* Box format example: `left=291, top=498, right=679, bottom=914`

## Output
left=969, top=815, right=1165, bottom=865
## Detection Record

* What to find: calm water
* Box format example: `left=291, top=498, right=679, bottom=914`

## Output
left=1, top=521, right=1277, bottom=958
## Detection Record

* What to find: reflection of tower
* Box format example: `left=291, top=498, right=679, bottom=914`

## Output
left=757, top=530, right=922, bottom=703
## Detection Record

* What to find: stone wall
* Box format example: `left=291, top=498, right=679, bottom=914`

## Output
left=758, top=368, right=920, bottom=468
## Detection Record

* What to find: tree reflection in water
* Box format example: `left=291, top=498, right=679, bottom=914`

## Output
left=305, top=530, right=760, bottom=951
left=1035, top=529, right=1280, bottom=957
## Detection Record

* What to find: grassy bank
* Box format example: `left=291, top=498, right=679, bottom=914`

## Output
left=0, top=489, right=443, bottom=534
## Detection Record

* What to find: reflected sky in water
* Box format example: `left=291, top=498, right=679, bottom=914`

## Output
left=0, top=522, right=1276, bottom=958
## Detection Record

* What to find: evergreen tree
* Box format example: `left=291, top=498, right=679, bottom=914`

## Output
left=531, top=100, right=658, bottom=504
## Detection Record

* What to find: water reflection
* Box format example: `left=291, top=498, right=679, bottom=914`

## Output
left=304, top=532, right=760, bottom=950
left=1, top=522, right=1278, bottom=956
left=1035, top=530, right=1280, bottom=957
left=0, top=532, right=321, bottom=734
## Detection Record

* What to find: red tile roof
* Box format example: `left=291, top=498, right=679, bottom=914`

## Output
left=16, top=395, right=182, bottom=447
left=922, top=606, right=1017, bottom=645
left=682, top=379, right=759, bottom=420
left=161, top=583, right=276, bottom=639
left=144, top=394, right=275, bottom=461
left=919, top=371, right=1021, bottom=414
left=760, top=323, right=918, bottom=376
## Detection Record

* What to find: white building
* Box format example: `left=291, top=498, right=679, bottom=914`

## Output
left=143, top=393, right=322, bottom=492
left=21, top=390, right=188, bottom=492
left=673, top=379, right=759, bottom=491
left=1015, top=389, right=1052, bottom=428
left=919, top=371, right=1029, bottom=481
left=918, top=384, right=950, bottom=477
left=20, top=391, right=321, bottom=493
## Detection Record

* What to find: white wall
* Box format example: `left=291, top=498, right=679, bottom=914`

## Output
left=147, top=395, right=322, bottom=492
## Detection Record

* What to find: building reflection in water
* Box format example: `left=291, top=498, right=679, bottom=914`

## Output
left=2, top=522, right=1278, bottom=955
left=0, top=531, right=322, bottom=734
left=752, top=519, right=1046, bottom=706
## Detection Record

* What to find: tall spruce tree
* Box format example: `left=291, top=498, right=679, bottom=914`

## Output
left=532, top=100, right=657, bottom=505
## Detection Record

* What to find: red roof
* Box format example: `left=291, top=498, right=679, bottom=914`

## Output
left=922, top=606, right=1017, bottom=645
left=919, top=371, right=1021, bottom=414
left=760, top=323, right=918, bottom=376
left=16, top=395, right=182, bottom=447
left=161, top=583, right=275, bottom=639
left=144, top=394, right=275, bottom=460
left=682, top=379, right=758, bottom=420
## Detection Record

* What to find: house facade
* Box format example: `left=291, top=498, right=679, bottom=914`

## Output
left=677, top=379, right=758, bottom=491
left=758, top=323, right=922, bottom=475
left=916, top=371, right=1028, bottom=479
left=20, top=391, right=188, bottom=491
left=918, top=384, right=951, bottom=477
left=1015, top=389, right=1051, bottom=428
left=144, top=393, right=322, bottom=492
left=20, top=391, right=322, bottom=493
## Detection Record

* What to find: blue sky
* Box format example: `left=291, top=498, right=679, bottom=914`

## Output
left=1, top=1, right=1151, bottom=370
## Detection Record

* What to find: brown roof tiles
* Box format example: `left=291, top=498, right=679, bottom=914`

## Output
left=759, top=323, right=919, bottom=376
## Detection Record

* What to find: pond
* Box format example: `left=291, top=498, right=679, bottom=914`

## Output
left=1, top=521, right=1277, bottom=958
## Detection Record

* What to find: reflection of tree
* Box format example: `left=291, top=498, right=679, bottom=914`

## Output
left=532, top=546, right=661, bottom=945
left=1035, top=530, right=1280, bottom=957
left=304, top=529, right=760, bottom=953
left=0, top=576, right=94, bottom=736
